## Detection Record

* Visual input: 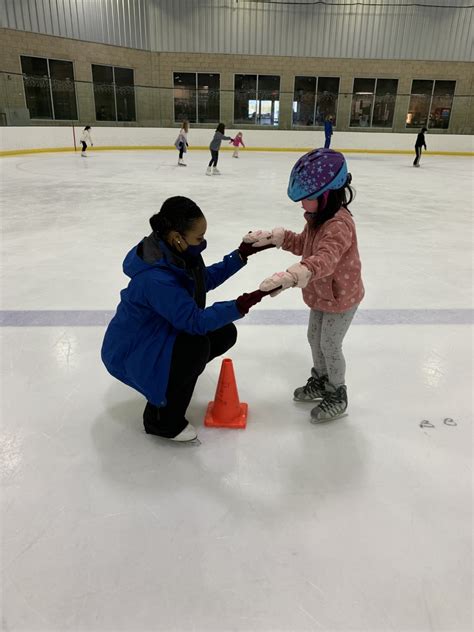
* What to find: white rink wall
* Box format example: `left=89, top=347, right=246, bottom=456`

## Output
left=1, top=126, right=473, bottom=154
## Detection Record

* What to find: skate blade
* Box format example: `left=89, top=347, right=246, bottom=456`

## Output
left=310, top=412, right=348, bottom=425
left=145, top=431, right=201, bottom=446
left=157, top=436, right=201, bottom=447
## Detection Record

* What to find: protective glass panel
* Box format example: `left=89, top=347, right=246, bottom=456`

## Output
left=234, top=74, right=257, bottom=124
left=92, top=65, right=116, bottom=121
left=115, top=67, right=135, bottom=122
left=21, top=56, right=52, bottom=119
left=49, top=59, right=77, bottom=120
left=173, top=72, right=197, bottom=123
left=372, top=78, right=398, bottom=128
left=316, top=77, right=340, bottom=126
left=293, top=76, right=316, bottom=126
left=197, top=73, right=220, bottom=123
left=350, top=78, right=376, bottom=127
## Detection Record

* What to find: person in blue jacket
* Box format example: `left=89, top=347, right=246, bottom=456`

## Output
left=101, top=196, right=273, bottom=443
left=324, top=115, right=334, bottom=149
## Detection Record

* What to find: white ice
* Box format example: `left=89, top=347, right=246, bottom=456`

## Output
left=1, top=149, right=472, bottom=631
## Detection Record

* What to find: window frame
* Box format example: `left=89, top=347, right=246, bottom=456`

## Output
left=349, top=77, right=399, bottom=129
left=92, top=62, right=137, bottom=123
left=406, top=79, right=456, bottom=130
left=232, top=73, right=281, bottom=127
left=172, top=71, right=221, bottom=125
left=20, top=53, right=79, bottom=121
left=291, top=75, right=340, bottom=128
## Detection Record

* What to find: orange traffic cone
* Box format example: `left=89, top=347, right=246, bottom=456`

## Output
left=204, top=358, right=248, bottom=428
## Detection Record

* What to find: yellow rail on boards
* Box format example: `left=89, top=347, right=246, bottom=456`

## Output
left=1, top=146, right=473, bottom=157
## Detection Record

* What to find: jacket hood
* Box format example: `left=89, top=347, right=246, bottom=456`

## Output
left=122, top=243, right=153, bottom=279
left=122, top=233, right=188, bottom=279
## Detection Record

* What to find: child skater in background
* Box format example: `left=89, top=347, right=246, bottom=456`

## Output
left=80, top=126, right=93, bottom=157
left=413, top=127, right=427, bottom=167
left=230, top=132, right=245, bottom=158
left=207, top=123, right=233, bottom=175
left=243, top=148, right=364, bottom=423
left=175, top=120, right=189, bottom=166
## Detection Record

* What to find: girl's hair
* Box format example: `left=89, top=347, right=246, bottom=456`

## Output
left=182, top=120, right=189, bottom=132
left=150, top=196, right=203, bottom=239
left=216, top=123, right=225, bottom=134
left=421, top=127, right=427, bottom=132
left=84, top=125, right=91, bottom=130
left=310, top=180, right=355, bottom=227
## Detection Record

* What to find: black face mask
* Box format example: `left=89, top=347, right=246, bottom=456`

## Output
left=181, top=238, right=207, bottom=258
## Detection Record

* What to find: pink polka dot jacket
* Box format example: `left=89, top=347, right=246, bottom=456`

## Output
left=282, top=208, right=364, bottom=313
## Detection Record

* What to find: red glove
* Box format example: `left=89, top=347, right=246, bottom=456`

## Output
left=238, top=241, right=276, bottom=260
left=236, top=289, right=272, bottom=315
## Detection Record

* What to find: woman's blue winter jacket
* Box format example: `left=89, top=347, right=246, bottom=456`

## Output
left=101, top=238, right=245, bottom=406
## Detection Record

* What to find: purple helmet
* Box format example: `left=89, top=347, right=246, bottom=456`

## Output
left=287, top=148, right=349, bottom=202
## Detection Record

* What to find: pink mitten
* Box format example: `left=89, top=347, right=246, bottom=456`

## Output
left=259, top=271, right=294, bottom=296
left=287, top=262, right=312, bottom=288
left=259, top=263, right=312, bottom=297
left=243, top=227, right=285, bottom=249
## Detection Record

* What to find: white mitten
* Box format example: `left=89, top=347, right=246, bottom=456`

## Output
left=259, top=263, right=312, bottom=297
left=243, top=227, right=285, bottom=249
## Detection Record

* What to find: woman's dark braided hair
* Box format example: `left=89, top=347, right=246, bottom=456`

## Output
left=310, top=174, right=355, bottom=227
left=150, top=196, right=203, bottom=239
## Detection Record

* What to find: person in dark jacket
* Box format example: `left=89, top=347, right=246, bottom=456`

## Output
left=413, top=127, right=427, bottom=167
left=324, top=116, right=334, bottom=149
left=101, top=196, right=273, bottom=443
left=206, top=123, right=233, bottom=175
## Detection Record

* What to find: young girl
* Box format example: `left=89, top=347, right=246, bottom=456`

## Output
left=230, top=132, right=245, bottom=158
left=80, top=125, right=93, bottom=157
left=244, top=148, right=364, bottom=423
left=174, top=120, right=189, bottom=166
left=101, top=196, right=273, bottom=443
left=207, top=123, right=233, bottom=175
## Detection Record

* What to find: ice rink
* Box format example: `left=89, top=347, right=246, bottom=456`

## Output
left=1, top=148, right=472, bottom=631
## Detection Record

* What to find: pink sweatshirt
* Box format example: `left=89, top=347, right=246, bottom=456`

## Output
left=282, top=208, right=364, bottom=313
left=231, top=136, right=245, bottom=147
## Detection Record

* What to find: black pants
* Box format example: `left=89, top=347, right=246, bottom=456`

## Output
left=178, top=142, right=184, bottom=159
left=143, top=323, right=237, bottom=438
left=208, top=149, right=219, bottom=167
left=324, top=135, right=331, bottom=149
left=413, top=146, right=422, bottom=165
left=81, top=141, right=87, bottom=152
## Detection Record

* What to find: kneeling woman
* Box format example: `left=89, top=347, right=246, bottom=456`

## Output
left=101, top=196, right=271, bottom=442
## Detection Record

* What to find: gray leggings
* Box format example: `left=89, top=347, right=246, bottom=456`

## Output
left=307, top=306, right=358, bottom=388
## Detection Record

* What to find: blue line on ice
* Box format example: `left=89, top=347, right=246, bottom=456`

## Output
left=0, top=309, right=472, bottom=327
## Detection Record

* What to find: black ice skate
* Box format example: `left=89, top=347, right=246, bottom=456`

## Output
left=293, top=369, right=328, bottom=402
left=310, top=385, right=347, bottom=423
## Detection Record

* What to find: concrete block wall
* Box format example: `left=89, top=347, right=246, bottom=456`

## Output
left=0, top=27, right=472, bottom=134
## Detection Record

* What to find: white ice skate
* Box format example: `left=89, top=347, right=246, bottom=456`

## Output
left=81, top=152, right=87, bottom=157
left=212, top=167, right=221, bottom=175
left=178, top=159, right=187, bottom=166
left=171, top=423, right=198, bottom=443
left=206, top=166, right=212, bottom=176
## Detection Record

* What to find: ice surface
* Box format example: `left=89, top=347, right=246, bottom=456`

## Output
left=1, top=149, right=472, bottom=631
